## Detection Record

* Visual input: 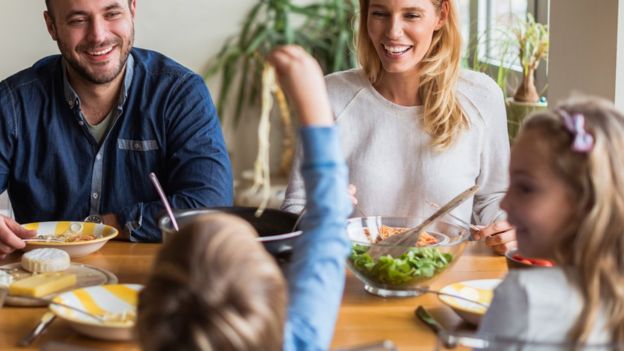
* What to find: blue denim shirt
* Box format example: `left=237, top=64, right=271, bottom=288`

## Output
left=283, top=127, right=351, bottom=351
left=0, top=48, right=233, bottom=242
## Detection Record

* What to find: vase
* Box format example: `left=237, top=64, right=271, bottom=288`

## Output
left=505, top=98, right=548, bottom=142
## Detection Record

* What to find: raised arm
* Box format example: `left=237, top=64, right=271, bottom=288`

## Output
left=268, top=46, right=352, bottom=350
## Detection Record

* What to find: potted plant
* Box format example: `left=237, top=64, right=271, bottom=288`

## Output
left=465, top=13, right=548, bottom=141
left=505, top=13, right=549, bottom=140
left=205, top=0, right=358, bottom=176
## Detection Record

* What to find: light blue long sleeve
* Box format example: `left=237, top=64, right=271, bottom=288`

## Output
left=283, top=126, right=352, bottom=351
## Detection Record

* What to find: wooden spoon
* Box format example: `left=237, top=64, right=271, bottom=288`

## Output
left=367, top=185, right=479, bottom=260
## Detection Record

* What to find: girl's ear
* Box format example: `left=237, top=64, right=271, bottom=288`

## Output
left=435, top=0, right=449, bottom=31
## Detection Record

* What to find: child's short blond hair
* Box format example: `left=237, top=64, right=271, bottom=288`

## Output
left=137, top=213, right=287, bottom=351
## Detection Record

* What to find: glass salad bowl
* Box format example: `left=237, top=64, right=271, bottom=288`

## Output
left=347, top=216, right=470, bottom=297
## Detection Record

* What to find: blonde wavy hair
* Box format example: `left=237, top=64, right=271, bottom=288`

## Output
left=520, top=96, right=624, bottom=345
left=357, top=0, right=468, bottom=150
left=137, top=213, right=287, bottom=351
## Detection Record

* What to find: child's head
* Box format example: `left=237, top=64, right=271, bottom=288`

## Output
left=501, top=95, right=624, bottom=342
left=502, top=96, right=624, bottom=262
left=137, top=213, right=287, bottom=351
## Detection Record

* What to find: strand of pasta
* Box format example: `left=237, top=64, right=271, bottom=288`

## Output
left=250, top=63, right=277, bottom=217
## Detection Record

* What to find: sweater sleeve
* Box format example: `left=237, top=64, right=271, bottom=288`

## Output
left=280, top=142, right=306, bottom=214
left=283, top=126, right=351, bottom=351
left=471, top=76, right=510, bottom=225
left=478, top=271, right=530, bottom=340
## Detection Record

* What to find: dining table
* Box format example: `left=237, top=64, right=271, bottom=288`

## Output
left=0, top=240, right=507, bottom=351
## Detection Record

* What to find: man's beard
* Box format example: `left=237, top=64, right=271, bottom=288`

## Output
left=58, top=30, right=134, bottom=85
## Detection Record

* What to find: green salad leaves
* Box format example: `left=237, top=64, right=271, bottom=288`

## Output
left=350, top=244, right=453, bottom=286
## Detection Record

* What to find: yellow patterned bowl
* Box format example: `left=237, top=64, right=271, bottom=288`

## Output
left=437, top=279, right=501, bottom=325
left=21, top=221, right=118, bottom=258
left=49, top=284, right=142, bottom=341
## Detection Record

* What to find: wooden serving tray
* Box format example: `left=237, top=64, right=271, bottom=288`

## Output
left=0, top=262, right=117, bottom=306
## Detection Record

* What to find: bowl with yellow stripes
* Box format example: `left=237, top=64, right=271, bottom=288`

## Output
left=21, top=221, right=118, bottom=258
left=49, top=284, right=142, bottom=340
left=437, top=279, right=501, bottom=325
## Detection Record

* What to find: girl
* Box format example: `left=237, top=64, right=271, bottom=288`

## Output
left=137, top=46, right=352, bottom=351
left=479, top=96, right=624, bottom=346
left=281, top=0, right=515, bottom=254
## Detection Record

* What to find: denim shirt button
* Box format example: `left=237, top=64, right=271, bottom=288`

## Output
left=78, top=121, right=84, bottom=126
left=92, top=192, right=99, bottom=199
left=96, top=154, right=102, bottom=161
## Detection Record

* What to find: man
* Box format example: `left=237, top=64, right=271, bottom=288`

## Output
left=0, top=0, right=233, bottom=257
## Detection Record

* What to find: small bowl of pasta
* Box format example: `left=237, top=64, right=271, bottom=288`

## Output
left=347, top=216, right=470, bottom=297
left=21, top=221, right=118, bottom=258
left=49, top=284, right=141, bottom=341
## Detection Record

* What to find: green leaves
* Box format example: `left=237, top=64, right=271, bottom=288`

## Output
left=350, top=245, right=454, bottom=286
left=204, top=0, right=359, bottom=125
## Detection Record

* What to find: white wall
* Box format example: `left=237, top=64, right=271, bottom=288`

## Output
left=548, top=0, right=624, bottom=109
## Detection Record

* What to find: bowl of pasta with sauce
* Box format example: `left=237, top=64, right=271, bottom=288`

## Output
left=347, top=216, right=470, bottom=297
left=21, top=221, right=118, bottom=258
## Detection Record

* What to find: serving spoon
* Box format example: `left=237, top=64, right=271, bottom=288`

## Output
left=367, top=185, right=479, bottom=260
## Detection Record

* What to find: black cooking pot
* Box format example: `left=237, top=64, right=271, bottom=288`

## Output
left=158, top=207, right=302, bottom=263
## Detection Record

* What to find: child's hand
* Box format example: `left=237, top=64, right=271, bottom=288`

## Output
left=473, top=220, right=517, bottom=255
left=267, top=45, right=333, bottom=127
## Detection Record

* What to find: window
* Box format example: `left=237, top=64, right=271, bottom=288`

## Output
left=460, top=0, right=549, bottom=96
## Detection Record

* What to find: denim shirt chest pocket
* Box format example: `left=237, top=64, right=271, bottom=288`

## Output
left=117, top=139, right=159, bottom=152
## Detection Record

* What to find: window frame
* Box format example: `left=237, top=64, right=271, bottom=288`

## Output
left=463, top=0, right=549, bottom=97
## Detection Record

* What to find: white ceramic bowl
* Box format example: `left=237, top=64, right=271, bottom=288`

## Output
left=437, top=278, right=501, bottom=325
left=22, top=221, right=118, bottom=258
left=50, top=284, right=142, bottom=341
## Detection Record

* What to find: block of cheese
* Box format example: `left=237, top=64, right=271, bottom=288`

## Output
left=0, top=270, right=12, bottom=288
left=8, top=272, right=77, bottom=297
left=21, top=248, right=70, bottom=273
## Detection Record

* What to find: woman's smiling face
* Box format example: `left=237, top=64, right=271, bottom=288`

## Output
left=366, top=0, right=446, bottom=77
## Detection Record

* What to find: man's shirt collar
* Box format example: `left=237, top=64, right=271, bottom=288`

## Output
left=62, top=53, right=135, bottom=110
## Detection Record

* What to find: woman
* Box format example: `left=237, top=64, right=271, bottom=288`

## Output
left=282, top=0, right=515, bottom=253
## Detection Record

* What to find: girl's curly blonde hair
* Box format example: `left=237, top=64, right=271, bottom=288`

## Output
left=521, top=96, right=624, bottom=345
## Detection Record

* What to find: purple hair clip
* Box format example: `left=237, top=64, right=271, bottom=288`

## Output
left=557, top=109, right=594, bottom=153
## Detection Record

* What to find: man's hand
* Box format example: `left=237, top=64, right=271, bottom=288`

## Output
left=267, top=45, right=333, bottom=127
left=0, top=215, right=36, bottom=260
left=472, top=220, right=517, bottom=255
left=101, top=213, right=129, bottom=241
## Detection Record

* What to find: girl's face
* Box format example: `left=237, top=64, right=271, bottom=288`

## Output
left=500, top=130, right=575, bottom=259
left=366, top=0, right=446, bottom=77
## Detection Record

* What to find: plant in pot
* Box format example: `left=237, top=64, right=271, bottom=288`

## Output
left=205, top=0, right=358, bottom=208
left=505, top=13, right=549, bottom=141
left=465, top=13, right=549, bottom=141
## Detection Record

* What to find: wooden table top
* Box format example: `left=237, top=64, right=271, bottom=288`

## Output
left=0, top=240, right=507, bottom=351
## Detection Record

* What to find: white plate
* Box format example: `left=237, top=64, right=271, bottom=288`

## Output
left=22, top=221, right=118, bottom=258
left=438, top=279, right=501, bottom=325
left=50, top=284, right=142, bottom=341
left=1, top=262, right=117, bottom=306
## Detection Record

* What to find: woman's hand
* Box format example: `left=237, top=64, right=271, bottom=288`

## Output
left=472, top=220, right=517, bottom=255
left=267, top=45, right=333, bottom=127
left=348, top=184, right=358, bottom=205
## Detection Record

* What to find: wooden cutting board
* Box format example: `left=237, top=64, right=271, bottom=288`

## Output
left=0, top=262, right=117, bottom=306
